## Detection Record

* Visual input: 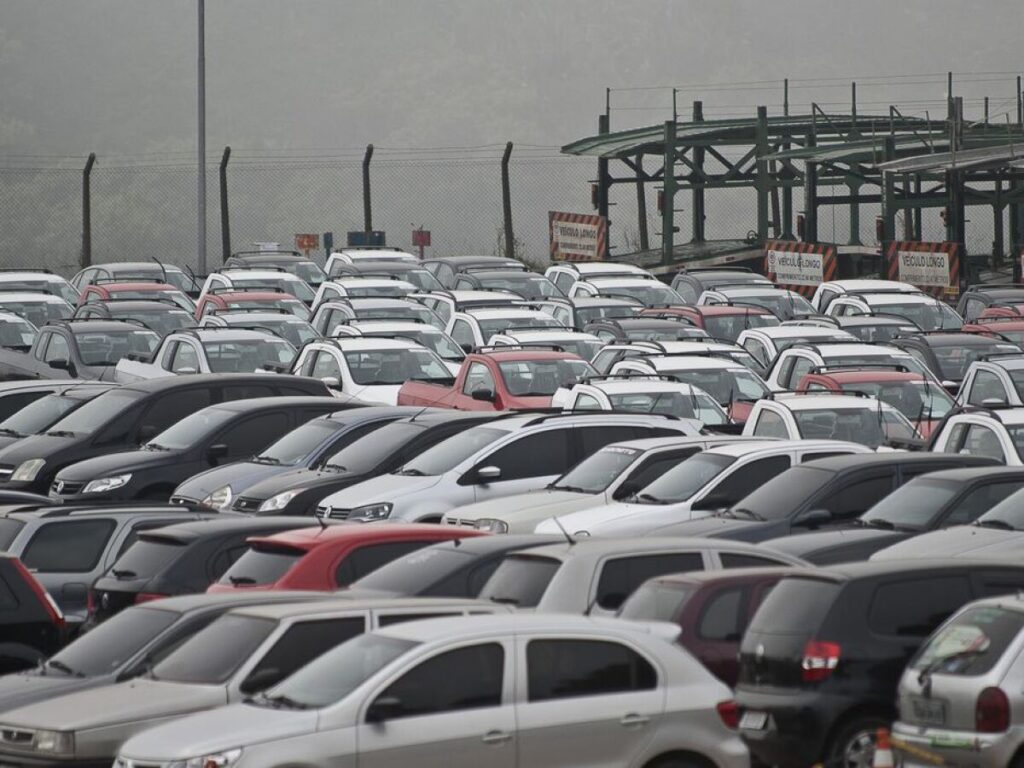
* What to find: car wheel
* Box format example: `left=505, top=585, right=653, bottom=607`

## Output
left=826, top=715, right=888, bottom=768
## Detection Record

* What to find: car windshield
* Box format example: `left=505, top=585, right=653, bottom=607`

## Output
left=261, top=633, right=416, bottom=709
left=931, top=343, right=1022, bottom=380
left=734, top=465, right=836, bottom=521
left=258, top=420, right=341, bottom=465
left=0, top=316, right=38, bottom=349
left=842, top=321, right=920, bottom=343
left=597, top=284, right=682, bottom=307
left=477, top=316, right=563, bottom=338
left=343, top=348, right=452, bottom=386
left=106, top=538, right=186, bottom=577
left=148, top=407, right=237, bottom=450
left=618, top=580, right=696, bottom=621
left=226, top=299, right=309, bottom=319
left=869, top=300, right=963, bottom=331
left=478, top=555, right=561, bottom=607
left=704, top=313, right=780, bottom=341
left=352, top=545, right=472, bottom=592
left=152, top=614, right=277, bottom=684
left=837, top=380, right=954, bottom=420
left=3, top=300, right=71, bottom=327
left=218, top=544, right=304, bottom=587
left=978, top=485, right=1024, bottom=528
left=400, top=426, right=507, bottom=476
left=356, top=304, right=441, bottom=327
left=553, top=445, right=642, bottom=494
left=289, top=261, right=326, bottom=286
left=575, top=305, right=638, bottom=326
left=162, top=271, right=194, bottom=292
left=860, top=478, right=962, bottom=531
left=323, top=421, right=426, bottom=473
left=74, top=329, right=160, bottom=365
left=636, top=452, right=736, bottom=503
left=231, top=278, right=316, bottom=303
left=0, top=280, right=78, bottom=305
left=340, top=283, right=414, bottom=299
left=0, top=392, right=94, bottom=436
left=107, top=290, right=194, bottom=311
left=546, top=338, right=602, bottom=360
left=203, top=339, right=296, bottom=372
left=477, top=275, right=563, bottom=299
left=364, top=329, right=463, bottom=362
left=625, top=327, right=709, bottom=341
left=910, top=605, right=1024, bottom=676
left=48, top=606, right=178, bottom=676
left=606, top=391, right=727, bottom=424
left=793, top=407, right=917, bottom=448
left=113, top=309, right=193, bottom=336
left=47, top=389, right=143, bottom=436
left=725, top=291, right=815, bottom=319
left=646, top=366, right=768, bottom=405
left=497, top=359, right=594, bottom=396
left=372, top=269, right=443, bottom=292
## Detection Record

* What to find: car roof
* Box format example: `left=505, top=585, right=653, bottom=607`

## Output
left=790, top=558, right=1023, bottom=584
left=583, top=277, right=660, bottom=287
left=97, top=282, right=177, bottom=291
left=233, top=597, right=499, bottom=621
left=328, top=337, right=420, bottom=350
left=63, top=320, right=146, bottom=333
left=221, top=270, right=305, bottom=281
left=801, top=452, right=996, bottom=472
left=858, top=293, right=939, bottom=305
left=383, top=533, right=562, bottom=558
left=715, top=286, right=793, bottom=296
left=983, top=357, right=1024, bottom=370
left=824, top=279, right=920, bottom=292
left=246, top=522, right=482, bottom=550
left=190, top=328, right=282, bottom=343
left=465, top=307, right=550, bottom=319
left=810, top=369, right=925, bottom=383
left=0, top=292, right=69, bottom=303
left=347, top=321, right=440, bottom=332
left=910, top=466, right=1024, bottom=483
left=476, top=349, right=582, bottom=362
left=771, top=393, right=898, bottom=411
left=213, top=291, right=296, bottom=302
left=581, top=380, right=705, bottom=395
left=0, top=272, right=66, bottom=282
left=704, top=439, right=858, bottom=457
left=118, top=373, right=318, bottom=395
left=916, top=333, right=1012, bottom=347
left=204, top=396, right=336, bottom=414
left=373, top=613, right=671, bottom=643
left=642, top=356, right=744, bottom=371
left=562, top=262, right=647, bottom=274
left=0, top=379, right=81, bottom=393
left=92, top=300, right=191, bottom=312
left=332, top=277, right=415, bottom=288
left=349, top=298, right=427, bottom=308
left=136, top=589, right=333, bottom=613
left=804, top=342, right=907, bottom=356
left=570, top=297, right=640, bottom=307
left=91, top=262, right=184, bottom=273
left=215, top=311, right=306, bottom=323
left=837, top=315, right=918, bottom=327
left=687, top=305, right=774, bottom=316
left=139, top=516, right=313, bottom=544
left=748, top=326, right=854, bottom=339
left=513, top=536, right=774, bottom=561
left=465, top=270, right=544, bottom=279
left=651, top=565, right=808, bottom=587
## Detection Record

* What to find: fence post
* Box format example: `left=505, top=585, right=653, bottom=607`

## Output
left=501, top=142, right=515, bottom=260
left=635, top=153, right=649, bottom=251
left=219, top=146, right=231, bottom=263
left=81, top=152, right=96, bottom=269
left=362, top=144, right=374, bottom=236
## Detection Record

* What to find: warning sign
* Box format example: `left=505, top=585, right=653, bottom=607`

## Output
left=765, top=249, right=824, bottom=285
left=885, top=241, right=960, bottom=297
left=549, top=211, right=608, bottom=262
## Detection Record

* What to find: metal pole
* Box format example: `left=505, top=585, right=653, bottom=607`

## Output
left=881, top=137, right=897, bottom=243
left=196, top=0, right=207, bottom=275
left=501, top=142, right=515, bottom=260
left=661, top=120, right=677, bottom=265
left=691, top=101, right=705, bottom=243
left=913, top=175, right=923, bottom=240
left=635, top=154, right=649, bottom=251
left=81, top=153, right=96, bottom=269
left=781, top=78, right=793, bottom=238
left=597, top=115, right=610, bottom=222
left=755, top=106, right=770, bottom=242
left=1017, top=76, right=1022, bottom=124
left=902, top=173, right=913, bottom=240
left=219, top=146, right=231, bottom=263
left=362, top=144, right=374, bottom=235
left=994, top=174, right=1004, bottom=268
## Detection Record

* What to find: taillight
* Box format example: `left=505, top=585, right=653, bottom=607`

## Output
left=86, top=589, right=96, bottom=615
left=976, top=687, right=1010, bottom=733
left=801, top=640, right=841, bottom=682
left=134, top=592, right=166, bottom=605
left=12, top=559, right=64, bottom=628
left=716, top=700, right=739, bottom=729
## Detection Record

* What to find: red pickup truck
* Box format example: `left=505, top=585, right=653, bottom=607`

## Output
left=397, top=349, right=596, bottom=410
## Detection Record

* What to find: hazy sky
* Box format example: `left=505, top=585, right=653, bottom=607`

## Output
left=2, top=0, right=1023, bottom=157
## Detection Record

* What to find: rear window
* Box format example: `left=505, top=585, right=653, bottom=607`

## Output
left=22, top=519, right=116, bottom=573
left=868, top=576, right=972, bottom=638
left=218, top=544, right=305, bottom=587
left=0, top=518, right=25, bottom=550
left=107, top=538, right=187, bottom=579
left=618, top=581, right=695, bottom=622
left=748, top=577, right=840, bottom=634
left=911, top=605, right=1024, bottom=676
left=478, top=555, right=561, bottom=608
left=352, top=546, right=470, bottom=593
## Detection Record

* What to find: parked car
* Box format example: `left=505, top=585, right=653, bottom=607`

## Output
left=72, top=299, right=195, bottom=336
left=311, top=297, right=442, bottom=333
left=737, top=325, right=857, bottom=369
left=0, top=374, right=331, bottom=493
left=78, top=281, right=195, bottom=312
left=539, top=295, right=640, bottom=330
left=670, top=267, right=773, bottom=304
left=223, top=250, right=327, bottom=287
left=194, top=289, right=310, bottom=320
left=810, top=278, right=923, bottom=312
left=892, top=332, right=1022, bottom=388
left=0, top=312, right=38, bottom=352
left=116, top=613, right=747, bottom=768
left=411, top=289, right=520, bottom=326
left=199, top=309, right=320, bottom=348
left=327, top=247, right=418, bottom=270
left=479, top=536, right=806, bottom=615
left=0, top=270, right=80, bottom=305
left=424, top=254, right=526, bottom=286
left=830, top=313, right=923, bottom=343
left=71, top=262, right=196, bottom=296
left=49, top=396, right=351, bottom=503
left=312, top=277, right=417, bottom=305
left=198, top=268, right=317, bottom=306
left=446, top=306, right=566, bottom=350
left=0, top=382, right=114, bottom=452
left=570, top=275, right=687, bottom=307
left=764, top=340, right=932, bottom=391
left=486, top=328, right=604, bottom=361
left=643, top=304, right=781, bottom=341
left=209, top=523, right=486, bottom=593
left=958, top=356, right=1024, bottom=407
left=962, top=314, right=1024, bottom=345
left=929, top=406, right=1024, bottom=465
left=957, top=283, right=1024, bottom=321
left=584, top=316, right=709, bottom=342
left=326, top=258, right=444, bottom=291
left=736, top=560, right=1024, bottom=768
left=0, top=598, right=508, bottom=768
left=698, top=286, right=818, bottom=321
left=0, top=292, right=73, bottom=329
left=827, top=291, right=963, bottom=332
left=331, top=318, right=465, bottom=373
left=0, top=555, right=64, bottom=674
left=551, top=376, right=730, bottom=425
left=452, top=268, right=564, bottom=300
left=765, top=466, right=1024, bottom=564
left=546, top=259, right=651, bottom=292
left=619, top=566, right=807, bottom=686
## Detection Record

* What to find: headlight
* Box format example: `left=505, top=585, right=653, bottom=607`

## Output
left=202, top=485, right=233, bottom=510
left=349, top=502, right=392, bottom=521
left=32, top=729, right=74, bottom=755
left=11, top=459, right=45, bottom=482
left=181, top=748, right=243, bottom=768
left=474, top=518, right=509, bottom=533
left=82, top=474, right=132, bottom=494
left=258, top=489, right=300, bottom=512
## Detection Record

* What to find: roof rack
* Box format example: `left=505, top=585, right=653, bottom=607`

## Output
left=92, top=277, right=168, bottom=285
left=497, top=325, right=581, bottom=336
left=976, top=352, right=1024, bottom=363
left=208, top=307, right=294, bottom=316
left=809, top=363, right=911, bottom=375
left=523, top=410, right=681, bottom=426
left=44, top=317, right=142, bottom=328
left=580, top=373, right=683, bottom=384
left=683, top=266, right=754, bottom=274
left=229, top=250, right=303, bottom=258
left=590, top=293, right=645, bottom=304
left=209, top=286, right=287, bottom=295
left=842, top=312, right=923, bottom=328
left=349, top=273, right=414, bottom=282
left=472, top=343, right=567, bottom=353
left=220, top=265, right=290, bottom=274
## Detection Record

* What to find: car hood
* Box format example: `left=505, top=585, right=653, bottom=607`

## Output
left=642, top=514, right=761, bottom=539
left=226, top=465, right=368, bottom=501
left=872, top=525, right=1024, bottom=560
left=349, top=384, right=402, bottom=406
left=0, top=432, right=82, bottom=466
left=764, top=527, right=906, bottom=559
left=446, top=489, right=590, bottom=523
left=538, top=500, right=708, bottom=537
left=317, top=472, right=442, bottom=508
left=0, top=679, right=226, bottom=731
left=54, top=449, right=180, bottom=482
left=0, top=672, right=100, bottom=716
left=121, top=703, right=317, bottom=763
left=173, top=462, right=291, bottom=502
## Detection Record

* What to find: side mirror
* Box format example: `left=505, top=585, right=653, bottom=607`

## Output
left=470, top=388, right=495, bottom=402
left=239, top=667, right=282, bottom=695
left=321, top=376, right=340, bottom=388
left=982, top=397, right=1008, bottom=407
left=207, top=443, right=229, bottom=463
left=795, top=508, right=831, bottom=529
left=459, top=343, right=474, bottom=353
left=366, top=695, right=403, bottom=724
left=476, top=465, right=502, bottom=482
left=612, top=482, right=639, bottom=501
left=48, top=359, right=71, bottom=372
left=942, top=380, right=961, bottom=395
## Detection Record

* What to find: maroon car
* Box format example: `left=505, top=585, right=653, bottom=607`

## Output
left=618, top=566, right=806, bottom=686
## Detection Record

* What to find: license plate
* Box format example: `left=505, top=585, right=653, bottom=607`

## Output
left=910, top=697, right=945, bottom=726
left=739, top=711, right=768, bottom=730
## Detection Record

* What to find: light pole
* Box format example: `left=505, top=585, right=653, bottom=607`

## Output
left=197, top=0, right=207, bottom=274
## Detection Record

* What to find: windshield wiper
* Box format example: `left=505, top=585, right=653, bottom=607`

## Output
left=395, top=468, right=425, bottom=476
left=861, top=518, right=896, bottom=530
left=144, top=443, right=171, bottom=452
left=46, top=659, right=84, bottom=678
left=0, top=428, right=23, bottom=438
left=728, top=507, right=764, bottom=521
left=45, top=430, right=77, bottom=438
left=636, top=492, right=667, bottom=505
left=551, top=484, right=592, bottom=494
left=976, top=518, right=1018, bottom=530
left=228, top=575, right=256, bottom=585
left=252, top=455, right=282, bottom=465
left=323, top=463, right=348, bottom=472
left=254, top=692, right=308, bottom=710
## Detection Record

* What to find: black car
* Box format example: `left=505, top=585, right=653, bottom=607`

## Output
left=736, top=559, right=1024, bottom=768
left=669, top=268, right=773, bottom=305
left=327, top=259, right=445, bottom=292
left=451, top=269, right=564, bottom=301
left=0, top=380, right=79, bottom=422
left=764, top=466, right=1024, bottom=564
left=0, top=554, right=65, bottom=673
left=0, top=374, right=332, bottom=494
left=957, top=284, right=1024, bottom=322
left=421, top=255, right=526, bottom=288
left=87, top=516, right=319, bottom=624
left=0, top=382, right=115, bottom=452
left=170, top=405, right=421, bottom=510
left=71, top=299, right=195, bottom=337
left=644, top=453, right=997, bottom=543
left=50, top=396, right=352, bottom=503
left=892, top=333, right=1022, bottom=387
left=226, top=410, right=507, bottom=516
left=584, top=317, right=708, bottom=343
left=349, top=534, right=560, bottom=598
left=832, top=314, right=922, bottom=343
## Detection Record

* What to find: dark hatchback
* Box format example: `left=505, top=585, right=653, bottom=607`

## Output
left=0, top=374, right=331, bottom=493
left=736, top=560, right=1024, bottom=768
left=765, top=466, right=1024, bottom=564
left=642, top=453, right=997, bottom=544
left=227, top=410, right=506, bottom=516
left=87, top=516, right=320, bottom=625
left=49, top=396, right=351, bottom=503
left=892, top=333, right=1022, bottom=386
left=0, top=554, right=65, bottom=674
left=0, top=382, right=114, bottom=452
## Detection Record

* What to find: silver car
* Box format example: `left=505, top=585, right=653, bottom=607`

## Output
left=0, top=598, right=506, bottom=767
left=893, top=594, right=1024, bottom=767
left=116, top=614, right=749, bottom=768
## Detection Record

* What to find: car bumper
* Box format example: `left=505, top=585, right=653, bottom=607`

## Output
left=735, top=688, right=839, bottom=768
left=0, top=753, right=110, bottom=768
left=892, top=721, right=1024, bottom=768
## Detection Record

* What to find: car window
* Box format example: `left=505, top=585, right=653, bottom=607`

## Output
left=595, top=553, right=704, bottom=610
left=577, top=425, right=644, bottom=455
left=477, top=555, right=561, bottom=608
left=153, top=614, right=277, bottom=683
left=371, top=643, right=504, bottom=719
left=479, top=429, right=573, bottom=481
left=22, top=519, right=116, bottom=572
left=912, top=604, right=1024, bottom=676
left=311, top=351, right=343, bottom=381
left=698, top=586, right=748, bottom=641
left=240, top=617, right=365, bottom=694
left=462, top=362, right=495, bottom=396
left=0, top=574, right=19, bottom=610
left=334, top=541, right=434, bottom=587
left=674, top=281, right=700, bottom=304
left=742, top=338, right=771, bottom=367
left=117, top=520, right=179, bottom=559
left=944, top=481, right=1024, bottom=527
left=786, top=356, right=815, bottom=388
left=527, top=639, right=656, bottom=702
left=968, top=370, right=1009, bottom=406
left=215, top=413, right=291, bottom=458
left=868, top=576, right=972, bottom=637
left=170, top=342, right=200, bottom=373
left=450, top=319, right=475, bottom=348
left=962, top=424, right=1007, bottom=461
left=620, top=448, right=701, bottom=496
left=575, top=393, right=602, bottom=410
left=42, top=333, right=71, bottom=363
left=720, top=552, right=792, bottom=568
left=138, top=389, right=213, bottom=439
left=814, top=473, right=895, bottom=520
left=712, top=455, right=791, bottom=504
left=751, top=409, right=789, bottom=438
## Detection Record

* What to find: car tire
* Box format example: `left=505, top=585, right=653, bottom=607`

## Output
left=825, top=714, right=888, bottom=768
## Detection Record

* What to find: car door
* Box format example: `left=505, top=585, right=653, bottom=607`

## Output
left=515, top=635, right=664, bottom=768
left=357, top=640, right=515, bottom=768
left=467, top=428, right=574, bottom=504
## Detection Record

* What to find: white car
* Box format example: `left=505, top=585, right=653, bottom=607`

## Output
left=332, top=320, right=465, bottom=374
left=116, top=613, right=748, bottom=768
left=412, top=289, right=521, bottom=324
left=959, top=357, right=1024, bottom=408
left=737, top=325, right=858, bottom=369
left=310, top=298, right=443, bottom=334
left=764, top=340, right=932, bottom=390
left=568, top=276, right=686, bottom=307
left=291, top=336, right=452, bottom=404
left=441, top=435, right=764, bottom=533
left=312, top=277, right=417, bottom=306
left=930, top=407, right=1024, bottom=465
left=446, top=307, right=565, bottom=351
left=535, top=296, right=641, bottom=330
left=314, top=412, right=700, bottom=523
left=810, top=278, right=922, bottom=312
left=534, top=440, right=870, bottom=538
left=0, top=292, right=74, bottom=328
left=544, top=260, right=652, bottom=293
left=697, top=286, right=818, bottom=321
left=198, top=269, right=317, bottom=306
left=0, top=270, right=80, bottom=305
left=825, top=291, right=963, bottom=331
left=487, top=328, right=604, bottom=361
left=551, top=377, right=730, bottom=425
left=325, top=248, right=418, bottom=272
left=593, top=339, right=764, bottom=375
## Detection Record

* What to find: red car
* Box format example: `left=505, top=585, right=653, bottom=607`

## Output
left=207, top=523, right=486, bottom=593
left=962, top=316, right=1024, bottom=346
left=78, top=281, right=194, bottom=312
left=795, top=365, right=954, bottom=437
left=194, top=290, right=310, bottom=321
left=619, top=567, right=804, bottom=687
left=640, top=305, right=780, bottom=342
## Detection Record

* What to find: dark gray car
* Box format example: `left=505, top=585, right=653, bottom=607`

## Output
left=0, top=382, right=115, bottom=452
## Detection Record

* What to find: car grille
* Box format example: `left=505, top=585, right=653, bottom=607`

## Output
left=50, top=480, right=84, bottom=495
left=316, top=504, right=351, bottom=520
left=0, top=728, right=34, bottom=748
left=233, top=497, right=263, bottom=513
left=445, top=518, right=477, bottom=527
left=0, top=464, right=14, bottom=480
